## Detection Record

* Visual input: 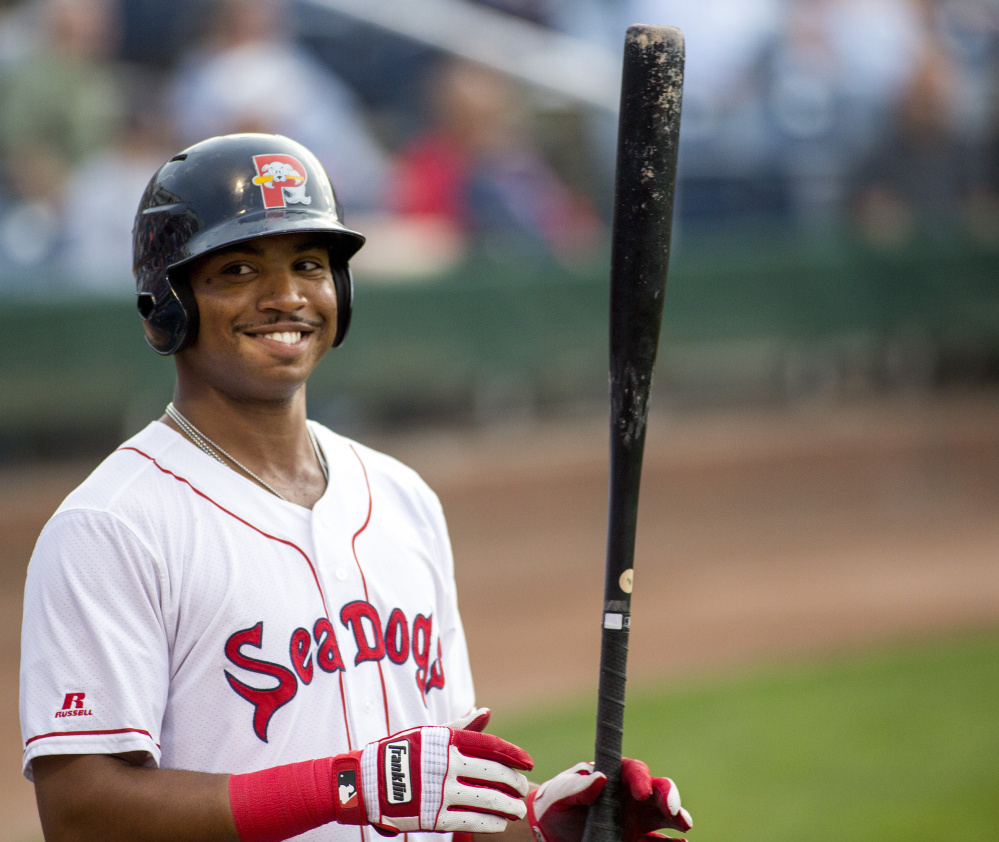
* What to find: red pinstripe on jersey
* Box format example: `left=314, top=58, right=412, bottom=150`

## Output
left=119, top=446, right=331, bottom=618
left=116, top=445, right=358, bottom=754
left=347, top=445, right=393, bottom=738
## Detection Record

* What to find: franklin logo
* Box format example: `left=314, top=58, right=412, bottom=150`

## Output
left=385, top=739, right=412, bottom=804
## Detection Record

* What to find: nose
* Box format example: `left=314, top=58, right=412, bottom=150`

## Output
left=257, top=265, right=307, bottom=313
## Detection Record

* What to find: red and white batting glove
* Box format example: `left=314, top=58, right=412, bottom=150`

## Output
left=526, top=758, right=692, bottom=842
left=228, top=716, right=532, bottom=842
left=357, top=722, right=533, bottom=834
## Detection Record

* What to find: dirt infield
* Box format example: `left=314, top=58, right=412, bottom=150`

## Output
left=3, top=394, right=998, bottom=841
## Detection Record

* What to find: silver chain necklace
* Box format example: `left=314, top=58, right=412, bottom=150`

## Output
left=165, top=402, right=328, bottom=502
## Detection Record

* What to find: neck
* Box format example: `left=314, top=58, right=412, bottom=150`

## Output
left=172, top=384, right=308, bottom=448
left=163, top=385, right=327, bottom=508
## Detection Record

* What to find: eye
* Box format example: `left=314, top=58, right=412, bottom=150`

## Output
left=295, top=255, right=329, bottom=273
left=220, top=261, right=255, bottom=276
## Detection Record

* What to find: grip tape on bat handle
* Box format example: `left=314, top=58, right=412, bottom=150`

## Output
left=581, top=617, right=631, bottom=842
left=583, top=357, right=649, bottom=842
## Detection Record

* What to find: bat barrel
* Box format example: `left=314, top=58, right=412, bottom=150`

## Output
left=610, top=23, right=683, bottom=416
left=583, top=23, right=684, bottom=842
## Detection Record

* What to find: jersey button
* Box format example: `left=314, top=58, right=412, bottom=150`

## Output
left=335, top=569, right=348, bottom=581
left=364, top=700, right=376, bottom=713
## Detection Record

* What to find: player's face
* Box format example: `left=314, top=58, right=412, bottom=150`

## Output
left=176, top=232, right=338, bottom=402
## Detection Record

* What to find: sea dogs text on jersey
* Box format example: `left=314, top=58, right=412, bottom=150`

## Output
left=224, top=601, right=446, bottom=742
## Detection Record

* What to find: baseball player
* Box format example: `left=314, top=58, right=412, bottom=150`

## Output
left=19, top=133, right=693, bottom=842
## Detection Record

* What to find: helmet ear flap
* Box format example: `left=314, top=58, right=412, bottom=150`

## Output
left=136, top=270, right=199, bottom=355
left=170, top=272, right=200, bottom=353
left=331, top=264, right=353, bottom=348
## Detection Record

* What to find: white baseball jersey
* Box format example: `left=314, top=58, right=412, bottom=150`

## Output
left=20, top=420, right=476, bottom=842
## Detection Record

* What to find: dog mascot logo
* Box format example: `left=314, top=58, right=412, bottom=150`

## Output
left=252, top=154, right=312, bottom=208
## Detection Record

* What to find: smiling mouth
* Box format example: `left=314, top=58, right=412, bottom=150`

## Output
left=258, top=331, right=303, bottom=345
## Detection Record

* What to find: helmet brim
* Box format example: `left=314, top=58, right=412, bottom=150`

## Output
left=164, top=207, right=366, bottom=274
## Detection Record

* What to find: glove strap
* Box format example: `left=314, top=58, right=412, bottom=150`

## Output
left=332, top=753, right=366, bottom=825
left=228, top=752, right=365, bottom=842
left=525, top=790, right=548, bottom=842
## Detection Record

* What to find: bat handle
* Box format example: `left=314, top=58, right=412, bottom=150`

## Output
left=582, top=612, right=630, bottom=842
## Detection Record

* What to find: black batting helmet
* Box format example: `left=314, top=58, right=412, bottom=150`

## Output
left=132, top=133, right=365, bottom=355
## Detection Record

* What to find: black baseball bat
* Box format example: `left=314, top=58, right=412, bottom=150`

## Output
left=581, top=24, right=684, bottom=842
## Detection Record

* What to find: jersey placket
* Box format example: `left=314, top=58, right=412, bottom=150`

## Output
left=312, top=480, right=392, bottom=755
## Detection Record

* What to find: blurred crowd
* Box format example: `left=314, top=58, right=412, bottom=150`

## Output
left=0, top=0, right=997, bottom=295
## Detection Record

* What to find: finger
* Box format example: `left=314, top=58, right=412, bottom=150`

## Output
left=459, top=775, right=526, bottom=800
left=649, top=777, right=689, bottom=827
left=447, top=707, right=492, bottom=732
left=565, top=761, right=596, bottom=776
left=621, top=757, right=653, bottom=801
left=678, top=807, right=692, bottom=831
left=648, top=783, right=692, bottom=834
left=453, top=752, right=531, bottom=798
left=440, top=811, right=510, bottom=834
left=653, top=810, right=693, bottom=834
left=448, top=781, right=529, bottom=822
left=464, top=708, right=491, bottom=732
left=645, top=801, right=692, bottom=835
left=533, top=767, right=606, bottom=812
left=452, top=730, right=534, bottom=771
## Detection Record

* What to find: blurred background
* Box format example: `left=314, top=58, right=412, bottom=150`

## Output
left=0, top=0, right=997, bottom=446
left=0, top=0, right=998, bottom=839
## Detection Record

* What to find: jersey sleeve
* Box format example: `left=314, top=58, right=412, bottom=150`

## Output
left=20, top=507, right=171, bottom=779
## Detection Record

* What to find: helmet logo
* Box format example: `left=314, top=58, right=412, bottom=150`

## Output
left=252, top=154, right=313, bottom=208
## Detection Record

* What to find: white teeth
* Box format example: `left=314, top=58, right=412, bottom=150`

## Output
left=262, top=331, right=302, bottom=345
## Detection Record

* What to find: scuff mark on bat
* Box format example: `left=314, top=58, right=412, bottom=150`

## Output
left=613, top=363, right=652, bottom=449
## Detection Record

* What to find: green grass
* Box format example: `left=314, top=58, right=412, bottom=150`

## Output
left=492, top=630, right=999, bottom=841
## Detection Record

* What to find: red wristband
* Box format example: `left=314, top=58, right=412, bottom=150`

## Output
left=229, top=752, right=364, bottom=842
